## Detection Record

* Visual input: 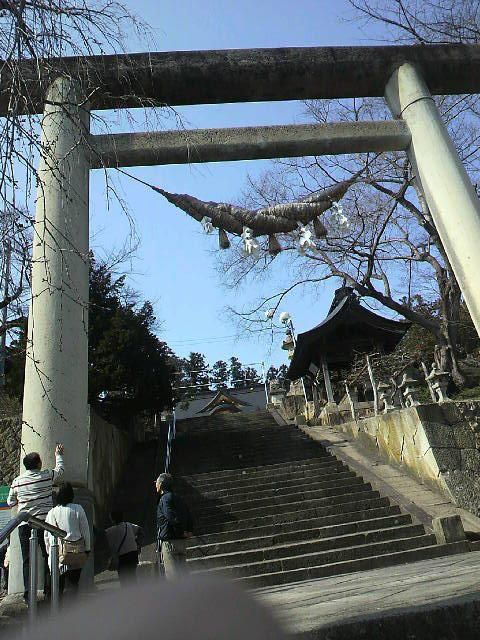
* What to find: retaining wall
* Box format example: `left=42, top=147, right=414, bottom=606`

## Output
left=334, top=401, right=480, bottom=518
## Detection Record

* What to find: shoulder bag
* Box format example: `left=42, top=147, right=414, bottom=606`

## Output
left=109, top=523, right=128, bottom=571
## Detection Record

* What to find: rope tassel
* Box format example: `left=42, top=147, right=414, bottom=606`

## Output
left=218, top=228, right=230, bottom=249
left=268, top=234, right=282, bottom=255
left=313, top=217, right=327, bottom=238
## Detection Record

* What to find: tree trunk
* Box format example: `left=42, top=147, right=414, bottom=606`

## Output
left=434, top=331, right=465, bottom=387
left=436, top=270, right=465, bottom=387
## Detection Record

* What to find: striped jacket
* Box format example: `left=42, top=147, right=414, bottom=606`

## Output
left=7, top=454, right=64, bottom=524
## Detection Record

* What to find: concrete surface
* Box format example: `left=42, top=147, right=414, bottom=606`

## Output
left=93, top=121, right=410, bottom=168
left=6, top=44, right=480, bottom=115
left=257, top=550, right=480, bottom=637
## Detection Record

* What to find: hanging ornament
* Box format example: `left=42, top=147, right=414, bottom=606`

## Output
left=297, top=224, right=317, bottom=255
left=268, top=234, right=282, bottom=256
left=201, top=216, right=214, bottom=233
left=313, top=217, right=327, bottom=239
left=218, top=228, right=230, bottom=249
left=241, top=227, right=261, bottom=258
left=330, top=202, right=350, bottom=231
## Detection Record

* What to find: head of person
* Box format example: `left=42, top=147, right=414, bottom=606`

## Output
left=110, top=510, right=124, bottom=525
left=56, top=482, right=74, bottom=506
left=23, top=452, right=42, bottom=471
left=155, top=473, right=173, bottom=495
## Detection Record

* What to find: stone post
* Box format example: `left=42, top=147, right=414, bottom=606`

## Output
left=386, top=63, right=480, bottom=337
left=10, top=77, right=91, bottom=594
left=321, top=356, right=335, bottom=405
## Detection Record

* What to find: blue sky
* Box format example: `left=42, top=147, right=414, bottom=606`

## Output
left=89, top=0, right=386, bottom=371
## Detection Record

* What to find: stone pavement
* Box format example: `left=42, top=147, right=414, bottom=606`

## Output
left=257, top=549, right=480, bottom=638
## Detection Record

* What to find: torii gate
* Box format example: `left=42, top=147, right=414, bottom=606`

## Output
left=5, top=44, right=480, bottom=589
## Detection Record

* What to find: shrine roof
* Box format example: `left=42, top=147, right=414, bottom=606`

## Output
left=287, top=288, right=410, bottom=380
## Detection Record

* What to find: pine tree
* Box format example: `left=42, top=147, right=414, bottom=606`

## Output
left=211, top=360, right=229, bottom=390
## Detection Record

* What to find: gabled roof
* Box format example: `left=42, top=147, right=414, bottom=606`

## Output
left=174, top=385, right=266, bottom=421
left=287, top=288, right=410, bottom=380
left=198, top=390, right=249, bottom=415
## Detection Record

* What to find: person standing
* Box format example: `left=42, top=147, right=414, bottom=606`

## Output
left=105, top=511, right=143, bottom=587
left=155, top=473, right=193, bottom=578
left=44, top=482, right=90, bottom=600
left=7, top=443, right=65, bottom=603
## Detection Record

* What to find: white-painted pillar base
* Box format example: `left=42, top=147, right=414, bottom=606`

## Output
left=385, top=63, right=480, bottom=337
left=9, top=77, right=91, bottom=595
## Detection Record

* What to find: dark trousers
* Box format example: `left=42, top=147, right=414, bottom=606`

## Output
left=117, top=550, right=138, bottom=587
left=0, top=546, right=8, bottom=592
left=59, top=569, right=82, bottom=598
left=18, top=524, right=50, bottom=600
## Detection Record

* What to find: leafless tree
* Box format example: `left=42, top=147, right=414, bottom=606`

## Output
left=0, top=1, right=148, bottom=350
left=220, top=80, right=480, bottom=387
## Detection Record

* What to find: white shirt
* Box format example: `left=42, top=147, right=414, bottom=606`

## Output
left=44, top=503, right=91, bottom=558
left=105, top=522, right=140, bottom=556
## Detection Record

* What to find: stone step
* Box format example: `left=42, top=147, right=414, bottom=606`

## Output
left=186, top=504, right=403, bottom=547
left=188, top=523, right=426, bottom=570
left=197, top=494, right=389, bottom=535
left=192, top=477, right=368, bottom=518
left=194, top=533, right=438, bottom=579
left=237, top=541, right=471, bottom=588
left=185, top=470, right=357, bottom=502
left=197, top=484, right=376, bottom=527
left=175, top=433, right=311, bottom=447
left=175, top=451, right=324, bottom=470
left=174, top=455, right=328, bottom=475
left=188, top=513, right=413, bottom=558
left=182, top=456, right=337, bottom=484
left=183, top=460, right=347, bottom=492
left=176, top=450, right=332, bottom=473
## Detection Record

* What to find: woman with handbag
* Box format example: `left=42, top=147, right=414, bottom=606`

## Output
left=105, top=510, right=143, bottom=586
left=44, top=483, right=90, bottom=599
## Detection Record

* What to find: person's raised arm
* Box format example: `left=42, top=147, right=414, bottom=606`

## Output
left=52, top=443, right=65, bottom=483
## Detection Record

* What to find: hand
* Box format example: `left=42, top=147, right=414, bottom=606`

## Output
left=55, top=443, right=64, bottom=455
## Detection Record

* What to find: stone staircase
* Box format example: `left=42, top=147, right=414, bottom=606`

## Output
left=171, top=410, right=469, bottom=588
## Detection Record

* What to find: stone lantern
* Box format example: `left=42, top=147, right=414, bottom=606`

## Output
left=269, top=380, right=286, bottom=406
left=426, top=364, right=451, bottom=403
left=377, top=381, right=395, bottom=413
left=399, top=369, right=422, bottom=407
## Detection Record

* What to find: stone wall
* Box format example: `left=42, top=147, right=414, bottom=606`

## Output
left=87, top=411, right=133, bottom=526
left=334, top=401, right=480, bottom=517
left=0, top=415, right=21, bottom=485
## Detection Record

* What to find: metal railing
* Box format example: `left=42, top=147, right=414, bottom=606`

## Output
left=0, top=511, right=66, bottom=623
left=164, top=410, right=176, bottom=473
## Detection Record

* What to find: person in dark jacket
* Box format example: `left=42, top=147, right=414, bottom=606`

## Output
left=155, top=473, right=193, bottom=578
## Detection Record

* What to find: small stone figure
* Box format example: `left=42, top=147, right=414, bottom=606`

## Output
left=377, top=381, right=395, bottom=413
left=426, top=364, right=451, bottom=403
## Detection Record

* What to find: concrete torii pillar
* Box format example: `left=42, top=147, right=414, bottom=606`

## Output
left=385, top=63, right=480, bottom=337
left=9, top=76, right=92, bottom=593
